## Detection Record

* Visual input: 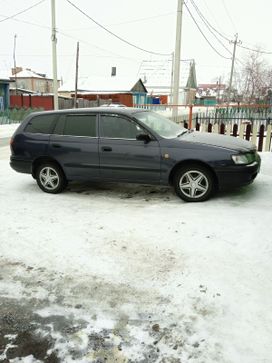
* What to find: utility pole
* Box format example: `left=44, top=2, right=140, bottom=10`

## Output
left=170, top=51, right=174, bottom=104
left=51, top=0, right=59, bottom=110
left=13, top=34, right=18, bottom=95
left=217, top=76, right=221, bottom=104
left=172, top=0, right=184, bottom=121
left=74, top=41, right=79, bottom=108
left=228, top=33, right=241, bottom=103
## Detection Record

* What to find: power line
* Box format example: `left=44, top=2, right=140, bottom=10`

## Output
left=235, top=58, right=245, bottom=67
left=189, top=0, right=272, bottom=56
left=0, top=13, right=50, bottom=29
left=61, top=11, right=175, bottom=31
left=186, top=2, right=272, bottom=58
left=184, top=2, right=231, bottom=60
left=65, top=0, right=171, bottom=56
left=237, top=43, right=272, bottom=55
left=189, top=0, right=232, bottom=55
left=188, top=0, right=230, bottom=42
left=0, top=10, right=173, bottom=60
left=221, top=0, right=237, bottom=32
left=202, top=0, right=225, bottom=34
left=57, top=30, right=142, bottom=62
left=0, top=0, right=46, bottom=23
left=0, top=10, right=143, bottom=63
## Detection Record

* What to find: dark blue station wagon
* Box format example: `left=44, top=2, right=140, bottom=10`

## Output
left=10, top=108, right=261, bottom=202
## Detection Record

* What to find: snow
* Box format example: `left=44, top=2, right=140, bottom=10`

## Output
left=10, top=356, right=43, bottom=363
left=0, top=123, right=19, bottom=138
left=59, top=75, right=142, bottom=92
left=1, top=124, right=272, bottom=362
left=11, top=69, right=46, bottom=79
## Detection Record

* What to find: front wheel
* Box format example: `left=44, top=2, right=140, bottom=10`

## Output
left=174, top=165, right=214, bottom=202
left=36, top=163, right=67, bottom=194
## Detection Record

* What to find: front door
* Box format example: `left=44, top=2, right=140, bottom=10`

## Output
left=99, top=113, right=161, bottom=183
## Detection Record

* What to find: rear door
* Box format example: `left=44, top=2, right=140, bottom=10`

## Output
left=49, top=113, right=99, bottom=180
left=99, top=113, right=161, bottom=183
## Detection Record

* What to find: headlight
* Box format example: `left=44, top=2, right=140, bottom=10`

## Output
left=232, top=152, right=256, bottom=165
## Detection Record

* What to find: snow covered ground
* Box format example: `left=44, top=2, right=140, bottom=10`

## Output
left=0, top=123, right=19, bottom=138
left=1, top=124, right=272, bottom=362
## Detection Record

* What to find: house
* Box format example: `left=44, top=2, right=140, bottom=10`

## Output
left=138, top=59, right=197, bottom=105
left=8, top=67, right=65, bottom=110
left=58, top=72, right=147, bottom=107
left=10, top=67, right=60, bottom=94
left=196, top=83, right=226, bottom=105
left=0, top=74, right=12, bottom=110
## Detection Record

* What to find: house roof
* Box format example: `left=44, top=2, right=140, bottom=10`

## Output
left=197, top=83, right=226, bottom=98
left=0, top=71, right=12, bottom=82
left=10, top=69, right=51, bottom=80
left=0, top=78, right=12, bottom=83
left=59, top=76, right=147, bottom=93
left=138, top=59, right=196, bottom=94
left=9, top=87, right=38, bottom=94
left=186, top=62, right=197, bottom=89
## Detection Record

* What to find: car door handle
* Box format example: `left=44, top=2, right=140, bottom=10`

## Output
left=101, top=146, right=112, bottom=152
left=52, top=143, right=61, bottom=148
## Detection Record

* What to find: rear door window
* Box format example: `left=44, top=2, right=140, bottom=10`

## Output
left=24, top=114, right=56, bottom=134
left=63, top=114, right=97, bottom=137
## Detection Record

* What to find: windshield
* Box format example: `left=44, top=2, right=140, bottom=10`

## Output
left=134, top=111, right=186, bottom=138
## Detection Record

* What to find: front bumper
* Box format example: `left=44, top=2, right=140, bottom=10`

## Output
left=215, top=159, right=261, bottom=190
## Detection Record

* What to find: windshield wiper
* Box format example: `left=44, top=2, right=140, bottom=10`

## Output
left=176, top=130, right=188, bottom=137
left=177, top=129, right=195, bottom=137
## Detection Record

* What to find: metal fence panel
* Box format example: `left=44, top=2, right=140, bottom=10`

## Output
left=0, top=108, right=44, bottom=125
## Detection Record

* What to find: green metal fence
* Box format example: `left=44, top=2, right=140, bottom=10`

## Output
left=0, top=108, right=44, bottom=124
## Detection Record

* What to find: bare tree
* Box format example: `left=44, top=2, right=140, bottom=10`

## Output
left=240, top=50, right=272, bottom=102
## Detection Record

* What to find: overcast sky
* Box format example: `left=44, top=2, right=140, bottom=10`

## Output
left=1, top=0, right=272, bottom=85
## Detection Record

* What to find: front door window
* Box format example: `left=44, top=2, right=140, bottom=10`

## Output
left=100, top=115, right=142, bottom=139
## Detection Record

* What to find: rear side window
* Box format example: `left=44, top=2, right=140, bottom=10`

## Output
left=63, top=114, right=97, bottom=137
left=24, top=114, right=56, bottom=134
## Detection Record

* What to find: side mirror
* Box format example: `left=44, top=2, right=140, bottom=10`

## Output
left=136, top=133, right=151, bottom=143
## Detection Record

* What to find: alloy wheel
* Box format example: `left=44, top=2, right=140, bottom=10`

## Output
left=39, top=166, right=60, bottom=191
left=179, top=170, right=209, bottom=199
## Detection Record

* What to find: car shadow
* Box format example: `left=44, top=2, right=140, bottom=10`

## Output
left=213, top=182, right=260, bottom=204
left=65, top=181, right=175, bottom=202
left=25, top=179, right=261, bottom=204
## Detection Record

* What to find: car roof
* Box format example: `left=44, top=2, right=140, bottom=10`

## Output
left=29, top=107, right=149, bottom=117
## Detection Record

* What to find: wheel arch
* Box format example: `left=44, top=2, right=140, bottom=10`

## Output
left=169, top=159, right=218, bottom=187
left=32, top=156, right=65, bottom=179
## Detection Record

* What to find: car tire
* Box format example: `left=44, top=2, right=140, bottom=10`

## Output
left=174, top=164, right=214, bottom=202
left=36, top=163, right=67, bottom=194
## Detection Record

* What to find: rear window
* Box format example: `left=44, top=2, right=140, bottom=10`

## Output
left=24, top=114, right=56, bottom=134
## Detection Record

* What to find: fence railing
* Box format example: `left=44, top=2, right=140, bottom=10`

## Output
left=1, top=100, right=113, bottom=124
left=0, top=108, right=44, bottom=124
left=183, top=120, right=271, bottom=152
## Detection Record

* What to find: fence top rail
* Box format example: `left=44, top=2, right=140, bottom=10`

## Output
left=134, top=103, right=272, bottom=109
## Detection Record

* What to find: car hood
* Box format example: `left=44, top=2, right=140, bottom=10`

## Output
left=181, top=131, right=255, bottom=152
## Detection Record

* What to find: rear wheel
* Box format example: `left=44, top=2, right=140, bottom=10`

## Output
left=174, top=165, right=214, bottom=202
left=36, top=163, right=67, bottom=194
